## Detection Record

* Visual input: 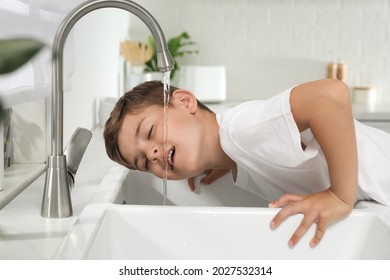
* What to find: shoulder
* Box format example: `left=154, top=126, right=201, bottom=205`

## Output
left=290, top=79, right=350, bottom=132
left=291, top=79, right=349, bottom=108
left=218, top=88, right=293, bottom=131
left=217, top=87, right=300, bottom=161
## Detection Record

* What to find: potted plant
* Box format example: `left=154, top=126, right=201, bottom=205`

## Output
left=0, top=38, right=45, bottom=120
left=0, top=38, right=44, bottom=173
left=144, top=31, right=198, bottom=80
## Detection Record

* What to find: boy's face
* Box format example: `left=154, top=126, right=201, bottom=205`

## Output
left=117, top=90, right=209, bottom=180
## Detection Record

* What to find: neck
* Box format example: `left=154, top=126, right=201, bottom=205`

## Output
left=203, top=111, right=237, bottom=171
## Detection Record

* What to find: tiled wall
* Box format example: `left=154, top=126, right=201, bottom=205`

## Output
left=132, top=0, right=390, bottom=102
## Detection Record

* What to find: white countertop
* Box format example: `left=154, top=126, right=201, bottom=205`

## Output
left=0, top=127, right=117, bottom=259
left=352, top=101, right=390, bottom=120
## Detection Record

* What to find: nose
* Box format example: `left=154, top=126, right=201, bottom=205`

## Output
left=146, top=144, right=160, bottom=163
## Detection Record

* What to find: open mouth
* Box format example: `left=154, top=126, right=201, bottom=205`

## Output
left=167, top=147, right=175, bottom=169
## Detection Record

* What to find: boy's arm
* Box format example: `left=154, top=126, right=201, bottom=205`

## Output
left=188, top=169, right=230, bottom=191
left=269, top=79, right=358, bottom=247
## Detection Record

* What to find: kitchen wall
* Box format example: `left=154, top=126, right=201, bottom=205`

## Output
left=130, top=0, right=390, bottom=102
left=64, top=0, right=390, bottom=141
left=64, top=8, right=129, bottom=142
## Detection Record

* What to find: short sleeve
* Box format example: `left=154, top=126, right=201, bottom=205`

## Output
left=218, top=88, right=319, bottom=169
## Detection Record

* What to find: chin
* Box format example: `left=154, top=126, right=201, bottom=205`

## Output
left=166, top=169, right=200, bottom=181
left=183, top=168, right=206, bottom=179
left=168, top=156, right=205, bottom=180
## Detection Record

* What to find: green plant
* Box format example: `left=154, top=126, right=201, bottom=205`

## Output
left=0, top=38, right=45, bottom=74
left=144, top=32, right=198, bottom=80
left=0, top=38, right=45, bottom=121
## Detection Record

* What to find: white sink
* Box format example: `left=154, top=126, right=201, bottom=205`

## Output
left=55, top=202, right=390, bottom=259
left=91, top=166, right=268, bottom=207
left=62, top=167, right=390, bottom=260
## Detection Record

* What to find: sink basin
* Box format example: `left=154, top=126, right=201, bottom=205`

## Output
left=63, top=167, right=390, bottom=259
left=105, top=167, right=269, bottom=207
left=55, top=202, right=390, bottom=259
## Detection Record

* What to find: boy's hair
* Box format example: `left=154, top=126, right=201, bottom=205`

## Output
left=103, top=80, right=212, bottom=169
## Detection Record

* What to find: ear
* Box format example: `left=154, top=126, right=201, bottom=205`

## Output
left=171, top=89, right=198, bottom=113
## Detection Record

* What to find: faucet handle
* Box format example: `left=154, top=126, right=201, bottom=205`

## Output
left=64, top=127, right=92, bottom=188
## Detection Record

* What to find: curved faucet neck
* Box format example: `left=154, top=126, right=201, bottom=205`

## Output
left=43, top=0, right=174, bottom=218
left=51, top=0, right=174, bottom=154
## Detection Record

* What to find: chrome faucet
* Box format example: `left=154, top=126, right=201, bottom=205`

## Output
left=41, top=0, right=175, bottom=218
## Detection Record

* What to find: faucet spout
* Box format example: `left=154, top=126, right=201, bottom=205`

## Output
left=41, top=0, right=174, bottom=218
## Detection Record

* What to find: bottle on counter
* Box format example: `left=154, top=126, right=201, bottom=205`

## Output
left=326, top=62, right=337, bottom=79
left=336, top=62, right=347, bottom=82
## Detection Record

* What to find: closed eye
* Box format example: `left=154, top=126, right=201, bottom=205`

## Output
left=148, top=125, right=153, bottom=139
left=144, top=125, right=153, bottom=171
left=144, top=158, right=149, bottom=171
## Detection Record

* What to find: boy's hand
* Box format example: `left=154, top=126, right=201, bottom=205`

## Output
left=188, top=169, right=230, bottom=192
left=269, top=188, right=353, bottom=247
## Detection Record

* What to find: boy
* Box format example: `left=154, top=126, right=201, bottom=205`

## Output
left=104, top=79, right=390, bottom=247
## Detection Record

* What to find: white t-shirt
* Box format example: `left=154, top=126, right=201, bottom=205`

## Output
left=217, top=88, right=390, bottom=206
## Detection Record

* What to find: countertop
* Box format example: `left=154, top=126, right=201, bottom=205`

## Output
left=352, top=102, right=390, bottom=121
left=0, top=127, right=117, bottom=259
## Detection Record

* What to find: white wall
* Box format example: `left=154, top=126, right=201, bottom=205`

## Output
left=64, top=0, right=390, bottom=142
left=131, top=0, right=390, bottom=102
left=63, top=8, right=129, bottom=143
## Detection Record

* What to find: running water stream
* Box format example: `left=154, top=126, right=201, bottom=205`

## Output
left=162, top=71, right=171, bottom=205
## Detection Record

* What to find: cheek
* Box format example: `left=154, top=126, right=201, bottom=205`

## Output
left=176, top=151, right=205, bottom=178
left=167, top=111, right=193, bottom=131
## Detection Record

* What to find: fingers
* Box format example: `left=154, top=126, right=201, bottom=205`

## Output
left=270, top=199, right=302, bottom=229
left=270, top=199, right=329, bottom=247
left=310, top=219, right=327, bottom=247
left=269, top=190, right=352, bottom=247
left=188, top=169, right=229, bottom=192
left=199, top=169, right=213, bottom=184
left=200, top=169, right=229, bottom=185
left=291, top=216, right=327, bottom=247
left=187, top=177, right=195, bottom=192
left=268, top=193, right=305, bottom=208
